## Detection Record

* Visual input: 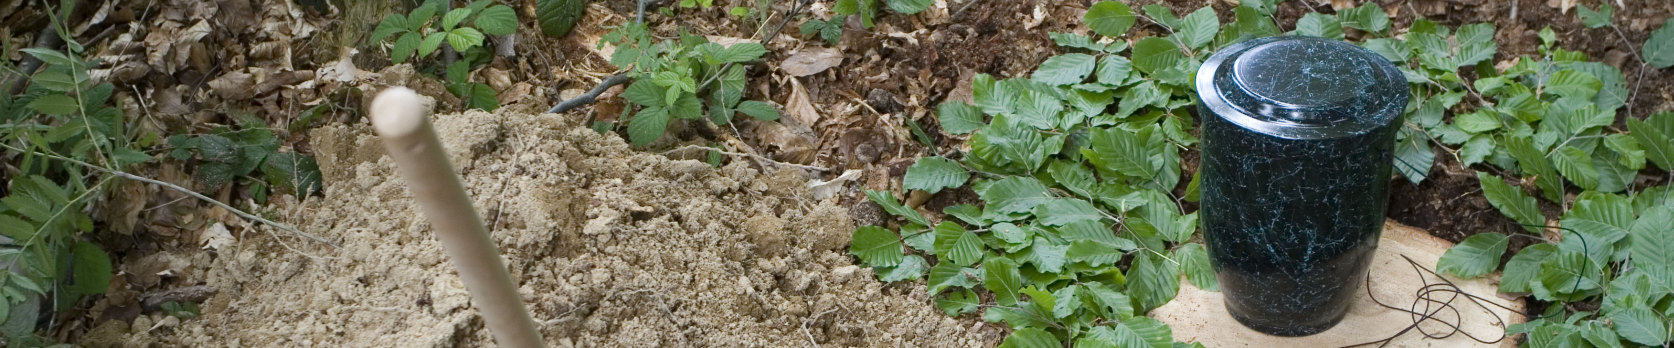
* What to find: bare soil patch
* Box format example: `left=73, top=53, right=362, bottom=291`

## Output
left=79, top=108, right=996, bottom=347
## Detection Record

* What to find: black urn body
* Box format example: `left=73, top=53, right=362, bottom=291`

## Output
left=1193, top=36, right=1408, bottom=336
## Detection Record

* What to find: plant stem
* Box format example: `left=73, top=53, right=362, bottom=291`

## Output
left=0, top=143, right=335, bottom=247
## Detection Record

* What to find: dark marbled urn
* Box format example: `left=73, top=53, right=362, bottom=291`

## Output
left=1193, top=36, right=1408, bottom=336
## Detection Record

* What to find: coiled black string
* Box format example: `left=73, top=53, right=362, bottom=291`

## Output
left=1338, top=254, right=1521, bottom=347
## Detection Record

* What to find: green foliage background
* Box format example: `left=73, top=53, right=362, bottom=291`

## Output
left=847, top=1, right=1674, bottom=346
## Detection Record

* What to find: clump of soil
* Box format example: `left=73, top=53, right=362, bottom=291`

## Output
left=79, top=108, right=994, bottom=347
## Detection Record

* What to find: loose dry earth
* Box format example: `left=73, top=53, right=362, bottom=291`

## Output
left=80, top=107, right=997, bottom=347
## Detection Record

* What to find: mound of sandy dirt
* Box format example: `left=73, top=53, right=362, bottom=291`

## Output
left=80, top=108, right=994, bottom=347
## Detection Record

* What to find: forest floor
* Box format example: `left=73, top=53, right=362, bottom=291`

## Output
left=2, top=0, right=1673, bottom=346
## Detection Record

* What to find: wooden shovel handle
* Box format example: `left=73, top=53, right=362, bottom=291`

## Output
left=370, top=88, right=543, bottom=348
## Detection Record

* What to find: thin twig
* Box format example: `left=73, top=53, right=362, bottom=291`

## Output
left=547, top=74, right=631, bottom=114
left=0, top=143, right=335, bottom=247
left=661, top=145, right=829, bottom=172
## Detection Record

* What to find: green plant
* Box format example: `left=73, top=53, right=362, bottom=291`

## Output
left=535, top=0, right=588, bottom=38
left=848, top=2, right=1284, bottom=346
left=372, top=0, right=514, bottom=112
left=371, top=0, right=517, bottom=65
left=799, top=14, right=846, bottom=45
left=832, top=0, right=930, bottom=28
left=1350, top=4, right=1674, bottom=346
left=599, top=23, right=781, bottom=146
left=165, top=111, right=323, bottom=204
left=0, top=2, right=140, bottom=344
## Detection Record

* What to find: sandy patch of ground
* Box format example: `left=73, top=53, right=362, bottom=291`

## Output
left=80, top=107, right=994, bottom=347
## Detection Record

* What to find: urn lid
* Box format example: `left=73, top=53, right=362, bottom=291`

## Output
left=1195, top=36, right=1408, bottom=140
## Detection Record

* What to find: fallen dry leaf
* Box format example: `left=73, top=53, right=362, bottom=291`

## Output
left=780, top=47, right=844, bottom=77
left=808, top=169, right=862, bottom=201
left=208, top=70, right=255, bottom=100
left=784, top=78, right=821, bottom=127
left=200, top=222, right=236, bottom=251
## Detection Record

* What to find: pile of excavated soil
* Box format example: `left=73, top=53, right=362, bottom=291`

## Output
left=80, top=108, right=994, bottom=347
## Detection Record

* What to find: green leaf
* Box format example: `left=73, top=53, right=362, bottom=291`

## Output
left=1121, top=316, right=1173, bottom=348
left=535, top=0, right=587, bottom=37
left=1644, top=18, right=1674, bottom=69
left=877, top=255, right=929, bottom=282
left=443, top=7, right=471, bottom=30
left=978, top=177, right=1053, bottom=216
left=1546, top=70, right=1601, bottom=101
left=1502, top=244, right=1556, bottom=293
left=1340, top=2, right=1389, bottom=34
left=715, top=42, right=768, bottom=63
left=1294, top=12, right=1344, bottom=40
left=447, top=27, right=486, bottom=51
left=947, top=228, right=985, bottom=267
left=1393, top=129, right=1434, bottom=184
left=1552, top=146, right=1599, bottom=191
left=867, top=190, right=933, bottom=227
left=371, top=14, right=409, bottom=43
left=1033, top=198, right=1102, bottom=227
left=886, top=0, right=932, bottom=14
left=72, top=241, right=112, bottom=295
left=1570, top=62, right=1629, bottom=114
left=1611, top=308, right=1670, bottom=346
left=0, top=215, right=33, bottom=240
left=20, top=48, right=73, bottom=67
left=1177, top=6, right=1218, bottom=49
left=408, top=2, right=440, bottom=31
left=1578, top=3, right=1614, bottom=29
left=998, top=328, right=1058, bottom=348
left=626, top=106, right=670, bottom=146
left=1086, top=126, right=1159, bottom=179
left=1532, top=251, right=1602, bottom=302
left=1096, top=55, right=1133, bottom=86
left=1032, top=53, right=1098, bottom=86
left=1627, top=116, right=1674, bottom=172
left=1605, top=134, right=1647, bottom=171
left=928, top=261, right=982, bottom=295
left=734, top=100, right=779, bottom=121
left=27, top=94, right=78, bottom=116
left=30, top=70, right=76, bottom=92
left=938, top=101, right=983, bottom=135
left=984, top=256, right=1023, bottom=306
left=1084, top=1, right=1136, bottom=37
left=1131, top=37, right=1183, bottom=74
left=1174, top=243, right=1217, bottom=291
left=622, top=80, right=666, bottom=107
left=1049, top=286, right=1081, bottom=318
left=1363, top=38, right=1411, bottom=63
left=936, top=289, right=981, bottom=315
left=1460, top=136, right=1495, bottom=166
left=1478, top=172, right=1546, bottom=233
left=419, top=32, right=447, bottom=58
left=1050, top=32, right=1108, bottom=52
left=1505, top=135, right=1564, bottom=201
left=904, top=157, right=970, bottom=194
left=261, top=152, right=324, bottom=197
left=1020, top=237, right=1069, bottom=273
left=1438, top=233, right=1509, bottom=278
left=1454, top=111, right=1501, bottom=133
left=473, top=5, right=518, bottom=35
left=1631, top=207, right=1674, bottom=292
left=1075, top=283, right=1130, bottom=320
left=850, top=226, right=904, bottom=267
left=1128, top=252, right=1178, bottom=312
